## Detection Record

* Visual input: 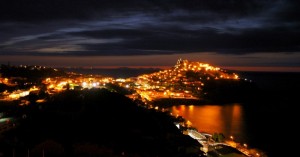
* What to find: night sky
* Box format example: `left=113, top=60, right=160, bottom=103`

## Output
left=0, top=0, right=299, bottom=71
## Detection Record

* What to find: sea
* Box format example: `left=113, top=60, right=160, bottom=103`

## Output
left=67, top=68, right=299, bottom=157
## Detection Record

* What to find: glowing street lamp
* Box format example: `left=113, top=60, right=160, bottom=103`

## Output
left=229, top=135, right=237, bottom=148
left=230, top=136, right=234, bottom=141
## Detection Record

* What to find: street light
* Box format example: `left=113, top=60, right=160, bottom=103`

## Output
left=230, top=136, right=234, bottom=141
left=229, top=136, right=236, bottom=148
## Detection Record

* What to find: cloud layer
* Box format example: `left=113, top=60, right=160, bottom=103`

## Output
left=1, top=0, right=299, bottom=56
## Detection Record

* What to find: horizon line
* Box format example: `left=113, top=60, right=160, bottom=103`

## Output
left=2, top=63, right=299, bottom=72
left=57, top=65, right=300, bottom=72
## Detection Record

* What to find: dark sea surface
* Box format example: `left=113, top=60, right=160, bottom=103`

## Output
left=236, top=72, right=299, bottom=156
left=35, top=68, right=300, bottom=156
left=171, top=71, right=300, bottom=157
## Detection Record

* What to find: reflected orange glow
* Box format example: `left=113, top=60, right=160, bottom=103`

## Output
left=179, top=105, right=185, bottom=111
left=170, top=104, right=246, bottom=142
left=227, top=104, right=244, bottom=138
left=186, top=120, right=192, bottom=127
left=188, top=105, right=194, bottom=111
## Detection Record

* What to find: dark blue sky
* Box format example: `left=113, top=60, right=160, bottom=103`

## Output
left=0, top=0, right=299, bottom=71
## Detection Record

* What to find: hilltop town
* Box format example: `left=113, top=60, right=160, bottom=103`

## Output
left=0, top=59, right=264, bottom=157
left=0, top=59, right=255, bottom=104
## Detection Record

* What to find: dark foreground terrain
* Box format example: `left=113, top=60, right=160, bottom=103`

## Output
left=0, top=89, right=203, bottom=157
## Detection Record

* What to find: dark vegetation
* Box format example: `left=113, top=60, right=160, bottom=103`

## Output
left=185, top=70, right=258, bottom=103
left=0, top=64, right=66, bottom=92
left=105, top=83, right=135, bottom=95
left=156, top=70, right=259, bottom=105
left=0, top=89, right=204, bottom=157
left=0, top=83, right=15, bottom=92
left=0, top=65, right=66, bottom=80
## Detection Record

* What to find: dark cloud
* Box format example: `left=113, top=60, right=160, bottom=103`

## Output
left=67, top=25, right=300, bottom=55
left=273, top=1, right=300, bottom=23
left=0, top=0, right=272, bottom=22
left=0, top=0, right=299, bottom=56
left=70, top=29, right=152, bottom=39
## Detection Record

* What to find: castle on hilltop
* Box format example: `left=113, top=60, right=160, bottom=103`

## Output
left=174, top=58, right=221, bottom=72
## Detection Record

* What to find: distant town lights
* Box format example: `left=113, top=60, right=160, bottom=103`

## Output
left=82, top=82, right=87, bottom=87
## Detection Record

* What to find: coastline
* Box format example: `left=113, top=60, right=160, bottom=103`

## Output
left=152, top=97, right=252, bottom=108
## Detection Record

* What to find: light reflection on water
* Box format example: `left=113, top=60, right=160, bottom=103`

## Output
left=170, top=104, right=247, bottom=142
